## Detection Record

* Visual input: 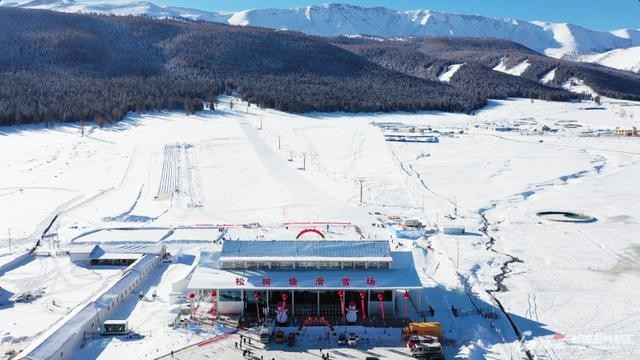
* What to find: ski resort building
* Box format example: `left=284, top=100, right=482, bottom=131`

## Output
left=19, top=254, right=162, bottom=360
left=187, top=240, right=422, bottom=319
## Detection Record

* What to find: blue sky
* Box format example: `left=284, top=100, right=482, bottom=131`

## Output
left=158, top=0, right=639, bottom=31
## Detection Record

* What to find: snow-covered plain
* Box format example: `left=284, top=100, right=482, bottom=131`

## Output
left=1, top=96, right=640, bottom=359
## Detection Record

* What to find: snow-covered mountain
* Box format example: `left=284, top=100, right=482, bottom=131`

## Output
left=578, top=46, right=640, bottom=73
left=3, top=0, right=640, bottom=60
left=1, top=0, right=231, bottom=22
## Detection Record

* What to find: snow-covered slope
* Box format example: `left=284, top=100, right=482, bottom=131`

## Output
left=539, top=67, right=557, bottom=84
left=578, top=46, right=640, bottom=73
left=3, top=1, right=640, bottom=60
left=438, top=63, right=464, bottom=82
left=493, top=58, right=531, bottom=76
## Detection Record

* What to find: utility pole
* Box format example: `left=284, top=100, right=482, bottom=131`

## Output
left=278, top=136, right=281, bottom=150
left=259, top=118, right=263, bottom=130
left=302, top=153, right=306, bottom=171
left=358, top=179, right=365, bottom=205
left=456, top=240, right=460, bottom=273
left=454, top=197, right=458, bottom=217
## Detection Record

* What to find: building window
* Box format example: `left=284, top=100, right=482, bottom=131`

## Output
left=273, top=261, right=294, bottom=269
left=319, top=261, right=341, bottom=269
left=245, top=261, right=257, bottom=269
left=219, top=290, right=242, bottom=302
left=296, top=261, right=318, bottom=269
left=342, top=261, right=354, bottom=269
left=355, top=262, right=366, bottom=269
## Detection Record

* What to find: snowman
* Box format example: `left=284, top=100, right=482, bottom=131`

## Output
left=345, top=300, right=359, bottom=323
left=276, top=300, right=288, bottom=324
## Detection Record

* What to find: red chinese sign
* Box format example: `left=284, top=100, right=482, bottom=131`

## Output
left=240, top=275, right=379, bottom=287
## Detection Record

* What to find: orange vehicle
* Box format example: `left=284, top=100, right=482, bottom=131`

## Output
left=402, top=322, right=442, bottom=339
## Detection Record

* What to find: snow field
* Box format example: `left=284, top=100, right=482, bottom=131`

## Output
left=1, top=96, right=640, bottom=359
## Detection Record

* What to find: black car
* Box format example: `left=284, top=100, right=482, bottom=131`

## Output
left=287, top=333, right=296, bottom=347
left=337, top=334, right=347, bottom=345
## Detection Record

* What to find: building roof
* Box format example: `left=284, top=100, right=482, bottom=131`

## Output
left=21, top=255, right=158, bottom=360
left=68, top=244, right=165, bottom=257
left=90, top=252, right=142, bottom=261
left=188, top=250, right=422, bottom=290
left=219, top=240, right=392, bottom=262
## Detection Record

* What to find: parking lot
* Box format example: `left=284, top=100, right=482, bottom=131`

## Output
left=158, top=326, right=415, bottom=360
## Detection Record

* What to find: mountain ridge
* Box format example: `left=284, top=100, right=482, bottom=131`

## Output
left=3, top=0, right=640, bottom=59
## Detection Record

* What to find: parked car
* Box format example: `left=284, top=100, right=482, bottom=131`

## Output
left=407, top=335, right=444, bottom=360
left=365, top=357, right=380, bottom=360
left=274, top=330, right=285, bottom=344
left=337, top=333, right=347, bottom=345
left=347, top=333, right=359, bottom=347
left=287, top=333, right=296, bottom=347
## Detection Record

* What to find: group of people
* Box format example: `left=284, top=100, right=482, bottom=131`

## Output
left=236, top=334, right=272, bottom=359
left=235, top=333, right=331, bottom=360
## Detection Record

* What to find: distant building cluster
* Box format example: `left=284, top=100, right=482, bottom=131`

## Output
left=613, top=128, right=639, bottom=137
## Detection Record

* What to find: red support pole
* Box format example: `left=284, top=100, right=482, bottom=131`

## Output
left=360, top=292, right=367, bottom=320
left=210, top=290, right=217, bottom=327
left=377, top=293, right=385, bottom=323
left=188, top=293, right=196, bottom=319
left=403, top=291, right=410, bottom=318
left=256, top=302, right=261, bottom=322
left=254, top=293, right=262, bottom=322
left=338, top=290, right=345, bottom=322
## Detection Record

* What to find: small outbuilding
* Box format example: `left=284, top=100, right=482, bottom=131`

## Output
left=441, top=225, right=465, bottom=235
left=102, top=320, right=129, bottom=335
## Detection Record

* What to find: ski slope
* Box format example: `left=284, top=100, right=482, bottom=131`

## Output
left=493, top=58, right=531, bottom=76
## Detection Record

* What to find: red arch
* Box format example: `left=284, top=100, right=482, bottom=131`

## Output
left=296, top=228, right=325, bottom=239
